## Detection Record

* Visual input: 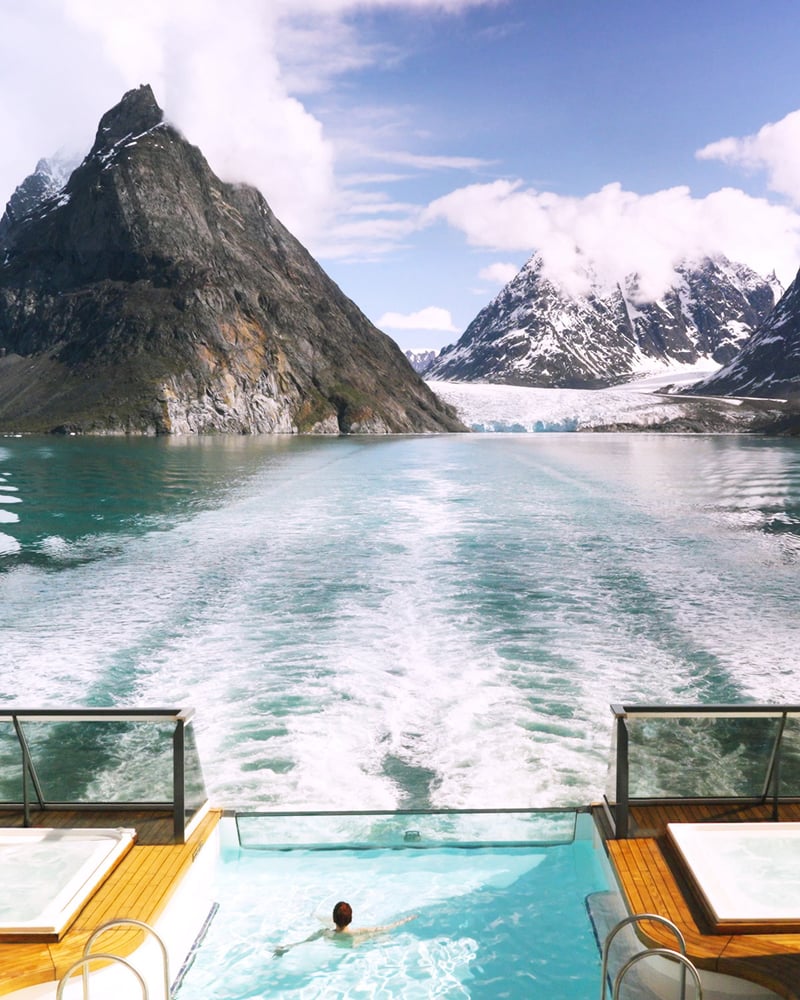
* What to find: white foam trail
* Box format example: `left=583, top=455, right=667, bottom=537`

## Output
left=37, top=536, right=73, bottom=558
left=2, top=436, right=800, bottom=810
left=0, top=533, right=20, bottom=555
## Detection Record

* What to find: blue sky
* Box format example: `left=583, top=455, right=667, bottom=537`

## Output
left=3, top=0, right=800, bottom=351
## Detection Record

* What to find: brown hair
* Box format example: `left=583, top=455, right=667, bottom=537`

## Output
left=333, top=901, right=352, bottom=928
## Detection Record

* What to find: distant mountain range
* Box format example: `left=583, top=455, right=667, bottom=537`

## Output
left=0, top=86, right=463, bottom=435
left=404, top=348, right=440, bottom=373
left=427, top=253, right=781, bottom=389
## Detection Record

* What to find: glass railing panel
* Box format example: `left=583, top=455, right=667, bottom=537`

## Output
left=183, top=721, right=208, bottom=823
left=20, top=720, right=175, bottom=802
left=0, top=722, right=24, bottom=802
left=777, top=717, right=800, bottom=798
left=625, top=715, right=781, bottom=799
left=236, top=810, right=578, bottom=850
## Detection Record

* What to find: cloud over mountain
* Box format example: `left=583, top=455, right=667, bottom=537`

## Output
left=3, top=0, right=800, bottom=334
left=424, top=179, right=800, bottom=303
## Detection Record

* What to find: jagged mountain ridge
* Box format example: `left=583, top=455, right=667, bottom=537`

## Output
left=690, top=266, right=800, bottom=399
left=427, top=253, right=779, bottom=388
left=404, top=348, right=439, bottom=373
left=0, top=85, right=463, bottom=435
left=0, top=155, right=77, bottom=242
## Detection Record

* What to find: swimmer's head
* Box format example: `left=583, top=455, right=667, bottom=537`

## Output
left=333, top=901, right=352, bottom=928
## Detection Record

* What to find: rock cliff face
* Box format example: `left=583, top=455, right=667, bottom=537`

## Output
left=691, top=267, right=800, bottom=399
left=427, top=253, right=778, bottom=388
left=0, top=86, right=464, bottom=434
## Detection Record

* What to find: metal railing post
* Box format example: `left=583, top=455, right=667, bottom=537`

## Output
left=614, top=707, right=629, bottom=839
left=173, top=717, right=186, bottom=843
left=13, top=715, right=45, bottom=826
left=762, top=712, right=787, bottom=821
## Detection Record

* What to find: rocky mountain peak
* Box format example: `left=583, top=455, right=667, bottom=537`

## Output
left=87, top=84, right=164, bottom=160
left=0, top=86, right=463, bottom=435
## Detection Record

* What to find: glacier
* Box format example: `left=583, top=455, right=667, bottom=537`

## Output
left=427, top=365, right=761, bottom=432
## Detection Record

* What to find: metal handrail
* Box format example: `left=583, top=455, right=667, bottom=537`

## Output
left=612, top=703, right=800, bottom=718
left=601, top=913, right=687, bottom=1000
left=613, top=948, right=702, bottom=1000
left=0, top=708, right=196, bottom=722
left=56, top=953, right=148, bottom=1000
left=83, top=919, right=169, bottom=1000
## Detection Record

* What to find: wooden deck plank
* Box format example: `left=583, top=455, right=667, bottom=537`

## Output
left=0, top=809, right=175, bottom=845
left=0, top=808, right=221, bottom=996
left=628, top=800, right=800, bottom=838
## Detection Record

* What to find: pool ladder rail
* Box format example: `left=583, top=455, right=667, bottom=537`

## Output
left=55, top=918, right=170, bottom=1000
left=601, top=913, right=703, bottom=1000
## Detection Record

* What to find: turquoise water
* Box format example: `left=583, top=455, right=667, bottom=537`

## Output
left=174, top=828, right=610, bottom=999
left=2, top=433, right=800, bottom=810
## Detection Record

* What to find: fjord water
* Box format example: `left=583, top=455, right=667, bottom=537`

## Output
left=1, top=433, right=799, bottom=810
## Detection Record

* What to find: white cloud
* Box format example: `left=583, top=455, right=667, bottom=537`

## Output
left=0, top=0, right=497, bottom=250
left=423, top=179, right=800, bottom=299
left=370, top=150, right=491, bottom=171
left=697, top=109, right=800, bottom=207
left=478, top=262, right=519, bottom=285
left=4, top=0, right=799, bottom=302
left=378, top=306, right=460, bottom=332
left=58, top=0, right=336, bottom=243
left=277, top=0, right=492, bottom=10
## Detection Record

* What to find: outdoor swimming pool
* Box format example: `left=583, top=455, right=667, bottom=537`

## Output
left=173, top=814, right=613, bottom=999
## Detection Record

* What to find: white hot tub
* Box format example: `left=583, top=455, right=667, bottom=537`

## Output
left=667, top=821, right=800, bottom=931
left=0, top=827, right=136, bottom=939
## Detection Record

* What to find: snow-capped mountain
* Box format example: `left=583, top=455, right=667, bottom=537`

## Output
left=690, top=266, right=800, bottom=399
left=427, top=253, right=780, bottom=388
left=404, top=348, right=439, bottom=373
left=0, top=155, right=76, bottom=240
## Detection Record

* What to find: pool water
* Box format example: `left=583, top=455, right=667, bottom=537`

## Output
left=174, top=834, right=610, bottom=998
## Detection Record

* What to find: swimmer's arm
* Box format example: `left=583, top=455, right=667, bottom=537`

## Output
left=352, top=914, right=418, bottom=937
left=272, top=928, right=325, bottom=957
left=384, top=914, right=418, bottom=931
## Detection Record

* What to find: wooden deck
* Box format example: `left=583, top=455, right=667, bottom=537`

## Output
left=0, top=808, right=181, bottom=846
left=603, top=802, right=800, bottom=1000
left=0, top=807, right=222, bottom=997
